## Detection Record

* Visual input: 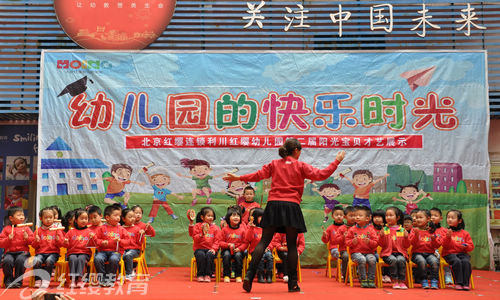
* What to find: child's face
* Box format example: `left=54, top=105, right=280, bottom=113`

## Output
left=229, top=213, right=241, bottom=226
left=332, top=209, right=345, bottom=224
left=190, top=165, right=211, bottom=179
left=446, top=212, right=461, bottom=227
left=345, top=212, right=356, bottom=225
left=89, top=212, right=102, bottom=226
left=112, top=167, right=131, bottom=182
left=400, top=187, right=419, bottom=201
left=9, top=211, right=25, bottom=225
left=410, top=212, right=418, bottom=225
left=355, top=210, right=370, bottom=226
left=415, top=211, right=429, bottom=228
left=228, top=181, right=247, bottom=196
left=201, top=210, right=214, bottom=224
left=15, top=158, right=27, bottom=171
left=404, top=220, right=413, bottom=231
left=430, top=210, right=442, bottom=225
left=11, top=189, right=22, bottom=200
left=52, top=209, right=59, bottom=220
left=385, top=209, right=398, bottom=226
left=152, top=174, right=170, bottom=188
left=243, top=189, right=255, bottom=202
left=372, top=216, right=384, bottom=226
left=353, top=174, right=372, bottom=187
left=106, top=209, right=121, bottom=226
left=319, top=187, right=341, bottom=199
left=133, top=208, right=143, bottom=223
left=68, top=216, right=75, bottom=228
left=123, top=211, right=136, bottom=226
left=41, top=211, right=54, bottom=227
left=76, top=213, right=88, bottom=228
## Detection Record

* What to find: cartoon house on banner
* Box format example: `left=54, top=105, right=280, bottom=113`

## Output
left=40, top=137, right=108, bottom=196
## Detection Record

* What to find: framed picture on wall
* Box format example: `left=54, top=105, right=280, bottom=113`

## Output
left=4, top=184, right=29, bottom=210
left=5, top=156, right=30, bottom=180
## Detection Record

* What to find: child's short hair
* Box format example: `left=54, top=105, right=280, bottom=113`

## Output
left=225, top=206, right=242, bottom=227
left=49, top=205, right=62, bottom=219
left=111, top=203, right=123, bottom=211
left=120, top=208, right=134, bottom=225
left=403, top=215, right=413, bottom=222
left=352, top=169, right=373, bottom=179
left=111, top=163, right=132, bottom=174
left=104, top=205, right=121, bottom=217
left=131, top=205, right=143, bottom=214
left=430, top=207, right=442, bottom=216
left=62, top=209, right=77, bottom=231
left=196, top=206, right=216, bottom=223
left=344, top=205, right=356, bottom=214
left=39, top=207, right=54, bottom=218
left=319, top=183, right=340, bottom=191
left=7, top=206, right=23, bottom=217
left=385, top=206, right=404, bottom=226
left=250, top=207, right=264, bottom=226
left=332, top=206, right=345, bottom=214
left=13, top=185, right=24, bottom=193
left=410, top=208, right=420, bottom=215
left=372, top=209, right=386, bottom=221
left=87, top=205, right=102, bottom=216
left=243, top=186, right=255, bottom=194
left=354, top=205, right=372, bottom=217
left=73, top=208, right=88, bottom=230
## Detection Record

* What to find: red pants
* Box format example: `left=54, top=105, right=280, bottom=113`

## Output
left=149, top=199, right=173, bottom=217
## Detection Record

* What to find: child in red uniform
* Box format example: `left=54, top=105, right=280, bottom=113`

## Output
left=271, top=232, right=305, bottom=283
left=219, top=206, right=248, bottom=283
left=430, top=207, right=453, bottom=285
left=332, top=205, right=355, bottom=280
left=121, top=208, right=145, bottom=281
left=94, top=205, right=130, bottom=287
left=189, top=206, right=221, bottom=282
left=246, top=208, right=274, bottom=283
left=409, top=209, right=441, bottom=289
left=0, top=207, right=34, bottom=288
left=442, top=209, right=474, bottom=291
left=32, top=207, right=65, bottom=288
left=63, top=208, right=94, bottom=288
left=321, top=206, right=345, bottom=268
left=379, top=206, right=410, bottom=289
left=239, top=186, right=260, bottom=225
left=131, top=205, right=156, bottom=237
left=345, top=205, right=378, bottom=288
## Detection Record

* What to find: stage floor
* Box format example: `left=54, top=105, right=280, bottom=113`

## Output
left=1, top=267, right=500, bottom=300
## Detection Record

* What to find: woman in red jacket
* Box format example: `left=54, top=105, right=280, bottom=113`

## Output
left=442, top=209, right=474, bottom=291
left=224, top=138, right=345, bottom=292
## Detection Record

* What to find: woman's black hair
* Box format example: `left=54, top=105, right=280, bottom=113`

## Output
left=224, top=206, right=242, bottom=229
left=447, top=209, right=465, bottom=231
left=197, top=206, right=216, bottom=223
left=250, top=207, right=264, bottom=227
left=371, top=209, right=386, bottom=230
left=385, top=206, right=404, bottom=226
left=73, top=208, right=88, bottom=230
left=120, top=208, right=134, bottom=225
left=62, top=209, right=76, bottom=232
left=278, top=138, right=302, bottom=158
left=418, top=209, right=437, bottom=233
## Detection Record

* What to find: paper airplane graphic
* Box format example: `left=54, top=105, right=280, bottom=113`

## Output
left=400, top=66, right=436, bottom=91
left=58, top=76, right=93, bottom=97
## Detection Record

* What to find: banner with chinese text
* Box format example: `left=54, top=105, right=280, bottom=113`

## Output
left=38, top=50, right=490, bottom=268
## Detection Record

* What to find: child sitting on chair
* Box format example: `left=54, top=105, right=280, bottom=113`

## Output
left=246, top=208, right=274, bottom=284
left=345, top=205, right=378, bottom=288
left=270, top=232, right=305, bottom=283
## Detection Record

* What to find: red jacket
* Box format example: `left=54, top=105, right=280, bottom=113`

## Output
left=240, top=157, right=341, bottom=204
left=433, top=226, right=448, bottom=241
left=409, top=228, right=441, bottom=254
left=122, top=225, right=143, bottom=250
left=345, top=224, right=378, bottom=254
left=332, top=224, right=354, bottom=252
left=321, top=223, right=344, bottom=250
left=135, top=222, right=156, bottom=237
left=239, top=201, right=261, bottom=224
left=441, top=229, right=474, bottom=257
left=245, top=225, right=264, bottom=253
left=95, top=224, right=130, bottom=254
left=64, top=228, right=93, bottom=255
left=32, top=227, right=64, bottom=254
left=189, top=222, right=221, bottom=252
left=270, top=233, right=305, bottom=255
left=379, top=225, right=410, bottom=258
left=218, top=225, right=248, bottom=253
left=0, top=225, right=34, bottom=253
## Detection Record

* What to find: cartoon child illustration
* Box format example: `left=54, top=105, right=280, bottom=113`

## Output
left=177, top=158, right=223, bottom=206
left=224, top=180, right=249, bottom=205
left=7, top=156, right=30, bottom=180
left=4, top=185, right=28, bottom=209
left=341, top=169, right=389, bottom=209
left=392, top=181, right=432, bottom=215
left=144, top=166, right=184, bottom=223
left=312, top=183, right=343, bottom=223
left=95, top=163, right=144, bottom=208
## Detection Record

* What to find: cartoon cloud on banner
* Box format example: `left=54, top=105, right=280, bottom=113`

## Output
left=54, top=0, right=176, bottom=49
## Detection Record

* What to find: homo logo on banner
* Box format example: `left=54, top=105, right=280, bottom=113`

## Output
left=38, top=51, right=489, bottom=268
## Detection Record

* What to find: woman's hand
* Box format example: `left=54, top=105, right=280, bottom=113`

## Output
left=223, top=173, right=240, bottom=182
left=336, top=151, right=346, bottom=162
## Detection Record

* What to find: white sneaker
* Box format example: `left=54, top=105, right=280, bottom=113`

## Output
left=41, top=280, right=50, bottom=288
left=125, top=275, right=134, bottom=281
left=283, top=275, right=289, bottom=283
left=382, top=275, right=392, bottom=283
left=34, top=280, right=42, bottom=288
